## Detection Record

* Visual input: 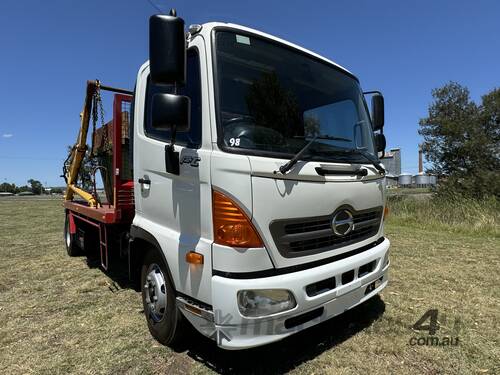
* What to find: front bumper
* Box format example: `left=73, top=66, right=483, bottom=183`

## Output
left=193, top=238, right=389, bottom=349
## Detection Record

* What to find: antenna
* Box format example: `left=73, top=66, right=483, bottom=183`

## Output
left=146, top=0, right=164, bottom=14
left=146, top=1, right=178, bottom=17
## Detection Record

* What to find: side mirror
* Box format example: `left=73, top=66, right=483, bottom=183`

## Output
left=151, top=93, right=191, bottom=132
left=371, top=93, right=384, bottom=131
left=149, top=11, right=186, bottom=85
left=374, top=133, right=386, bottom=153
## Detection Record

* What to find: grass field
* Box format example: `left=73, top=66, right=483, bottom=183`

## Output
left=0, top=197, right=499, bottom=374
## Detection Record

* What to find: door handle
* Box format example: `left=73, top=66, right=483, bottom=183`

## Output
left=138, top=178, right=151, bottom=185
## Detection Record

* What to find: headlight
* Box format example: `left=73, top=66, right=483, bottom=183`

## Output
left=237, top=289, right=296, bottom=317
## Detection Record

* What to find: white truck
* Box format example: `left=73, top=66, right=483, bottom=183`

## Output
left=63, top=10, right=390, bottom=350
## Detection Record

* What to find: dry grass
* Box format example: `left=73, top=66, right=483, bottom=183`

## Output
left=387, top=195, right=499, bottom=237
left=0, top=197, right=499, bottom=374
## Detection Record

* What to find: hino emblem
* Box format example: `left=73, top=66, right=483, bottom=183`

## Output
left=331, top=209, right=354, bottom=236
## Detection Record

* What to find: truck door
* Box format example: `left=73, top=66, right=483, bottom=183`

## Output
left=133, top=43, right=213, bottom=304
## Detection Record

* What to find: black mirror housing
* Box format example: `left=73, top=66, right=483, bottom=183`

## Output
left=374, top=133, right=386, bottom=153
left=371, top=93, right=384, bottom=131
left=151, top=93, right=191, bottom=132
left=149, top=14, right=186, bottom=85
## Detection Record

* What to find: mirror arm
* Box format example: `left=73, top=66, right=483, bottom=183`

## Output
left=169, top=82, right=179, bottom=147
left=170, top=124, right=177, bottom=146
left=375, top=131, right=386, bottom=158
left=171, top=83, right=178, bottom=146
left=379, top=127, right=385, bottom=157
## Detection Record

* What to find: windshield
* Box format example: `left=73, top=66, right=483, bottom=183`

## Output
left=215, top=30, right=376, bottom=162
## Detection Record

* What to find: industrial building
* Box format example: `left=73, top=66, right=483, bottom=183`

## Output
left=381, top=148, right=401, bottom=176
left=381, top=145, right=437, bottom=188
left=380, top=148, right=401, bottom=187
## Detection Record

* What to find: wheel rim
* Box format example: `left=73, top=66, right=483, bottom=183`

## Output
left=143, top=263, right=167, bottom=322
left=65, top=218, right=71, bottom=248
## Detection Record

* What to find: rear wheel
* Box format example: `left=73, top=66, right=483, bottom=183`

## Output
left=141, top=249, right=186, bottom=347
left=64, top=212, right=80, bottom=256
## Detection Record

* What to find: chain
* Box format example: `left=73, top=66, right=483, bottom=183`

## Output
left=90, top=83, right=107, bottom=155
left=91, top=87, right=105, bottom=131
left=96, top=87, right=105, bottom=128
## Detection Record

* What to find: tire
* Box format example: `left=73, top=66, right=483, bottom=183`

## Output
left=141, top=249, right=186, bottom=348
left=64, top=212, right=81, bottom=256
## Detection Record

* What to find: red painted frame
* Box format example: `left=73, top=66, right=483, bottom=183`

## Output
left=111, top=94, right=135, bottom=223
left=64, top=93, right=134, bottom=225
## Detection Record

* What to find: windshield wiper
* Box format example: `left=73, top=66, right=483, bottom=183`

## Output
left=277, top=134, right=352, bottom=174
left=341, top=148, right=386, bottom=174
left=292, top=135, right=352, bottom=142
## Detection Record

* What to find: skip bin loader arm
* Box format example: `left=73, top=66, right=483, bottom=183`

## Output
left=64, top=80, right=133, bottom=207
left=64, top=80, right=99, bottom=206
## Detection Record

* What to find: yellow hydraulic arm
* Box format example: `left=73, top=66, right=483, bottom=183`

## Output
left=64, top=80, right=100, bottom=207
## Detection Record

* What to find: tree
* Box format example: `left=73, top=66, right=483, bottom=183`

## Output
left=0, top=182, right=16, bottom=193
left=80, top=149, right=99, bottom=191
left=419, top=82, right=500, bottom=198
left=27, top=179, right=43, bottom=195
left=65, top=145, right=99, bottom=192
left=15, top=185, right=30, bottom=194
left=51, top=187, right=64, bottom=194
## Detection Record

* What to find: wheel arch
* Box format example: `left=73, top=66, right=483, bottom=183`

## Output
left=129, top=225, right=177, bottom=291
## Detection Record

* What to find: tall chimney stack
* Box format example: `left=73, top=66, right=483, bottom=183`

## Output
left=418, top=144, right=423, bottom=174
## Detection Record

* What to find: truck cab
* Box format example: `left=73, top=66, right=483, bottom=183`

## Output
left=130, top=15, right=390, bottom=350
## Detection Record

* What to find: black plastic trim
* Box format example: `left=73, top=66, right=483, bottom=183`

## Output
left=212, top=237, right=385, bottom=279
left=284, top=307, right=324, bottom=329
left=306, top=277, right=336, bottom=297
left=315, top=167, right=368, bottom=176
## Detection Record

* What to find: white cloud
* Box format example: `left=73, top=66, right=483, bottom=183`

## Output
left=2, top=134, right=13, bottom=138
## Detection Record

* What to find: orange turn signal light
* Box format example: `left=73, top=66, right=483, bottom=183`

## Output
left=185, top=251, right=204, bottom=265
left=212, top=190, right=263, bottom=248
left=383, top=206, right=389, bottom=221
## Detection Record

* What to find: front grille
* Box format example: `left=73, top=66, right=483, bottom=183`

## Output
left=269, top=206, right=383, bottom=258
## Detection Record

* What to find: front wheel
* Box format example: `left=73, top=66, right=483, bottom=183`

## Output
left=141, top=249, right=186, bottom=347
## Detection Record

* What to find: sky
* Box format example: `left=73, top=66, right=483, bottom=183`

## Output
left=0, top=0, right=499, bottom=186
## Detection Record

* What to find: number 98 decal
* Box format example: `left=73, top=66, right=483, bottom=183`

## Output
left=229, top=138, right=241, bottom=147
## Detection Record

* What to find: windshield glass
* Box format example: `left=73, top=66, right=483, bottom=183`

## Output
left=215, top=30, right=376, bottom=162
